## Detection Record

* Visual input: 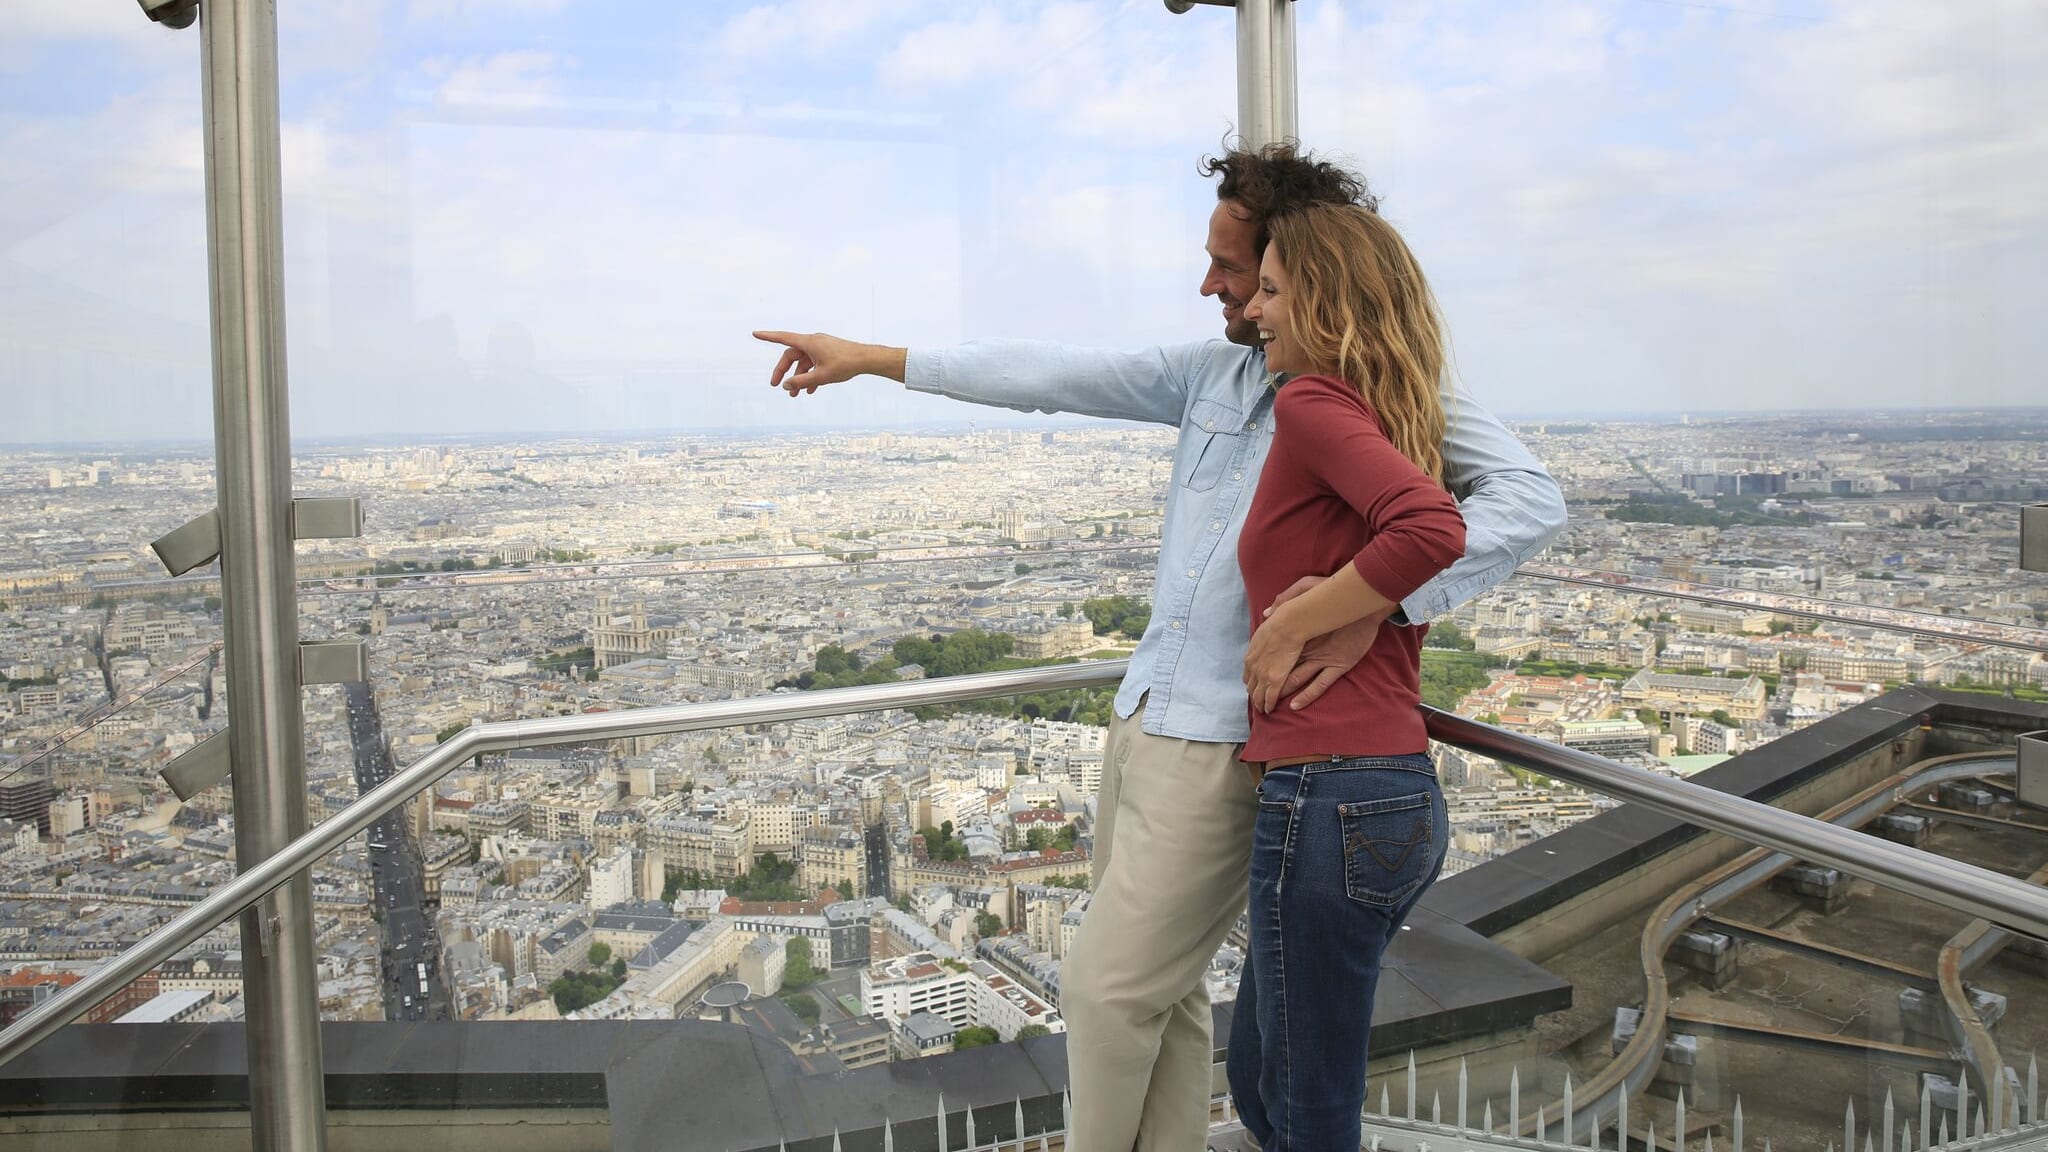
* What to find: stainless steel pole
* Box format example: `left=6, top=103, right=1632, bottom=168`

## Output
left=200, top=1, right=328, bottom=1148
left=1235, top=0, right=1298, bottom=147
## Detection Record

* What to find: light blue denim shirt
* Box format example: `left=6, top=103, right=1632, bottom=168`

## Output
left=906, top=338, right=1566, bottom=743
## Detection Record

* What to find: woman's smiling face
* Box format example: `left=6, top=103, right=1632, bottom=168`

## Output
left=1243, top=243, right=1302, bottom=375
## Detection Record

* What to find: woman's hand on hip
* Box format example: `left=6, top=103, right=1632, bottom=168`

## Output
left=1244, top=614, right=1307, bottom=715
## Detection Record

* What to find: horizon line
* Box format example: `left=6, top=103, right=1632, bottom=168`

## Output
left=6, top=404, right=2048, bottom=453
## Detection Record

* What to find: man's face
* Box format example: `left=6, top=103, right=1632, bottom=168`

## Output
left=1202, top=200, right=1262, bottom=347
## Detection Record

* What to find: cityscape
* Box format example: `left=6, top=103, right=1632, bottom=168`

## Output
left=1, top=408, right=2045, bottom=1077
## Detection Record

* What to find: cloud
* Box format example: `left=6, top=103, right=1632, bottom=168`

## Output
left=407, top=0, right=576, bottom=22
left=711, top=0, right=917, bottom=61
left=3, top=6, right=166, bottom=44
left=421, top=50, right=570, bottom=112
left=1290, top=0, right=2048, bottom=412
left=2, top=0, right=2045, bottom=442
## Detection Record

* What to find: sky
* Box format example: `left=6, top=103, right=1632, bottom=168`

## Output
left=0, top=0, right=2042, bottom=444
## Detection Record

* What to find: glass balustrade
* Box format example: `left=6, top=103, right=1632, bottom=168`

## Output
left=5, top=1, right=2046, bottom=1149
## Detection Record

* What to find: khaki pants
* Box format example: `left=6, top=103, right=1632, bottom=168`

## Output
left=1060, top=702, right=1260, bottom=1152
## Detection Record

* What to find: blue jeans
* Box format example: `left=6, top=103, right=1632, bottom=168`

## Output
left=1227, top=754, right=1449, bottom=1152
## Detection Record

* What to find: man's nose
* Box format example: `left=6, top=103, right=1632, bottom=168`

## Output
left=1200, top=267, right=1225, bottom=297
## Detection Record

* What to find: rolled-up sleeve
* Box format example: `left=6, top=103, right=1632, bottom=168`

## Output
left=1397, top=388, right=1566, bottom=623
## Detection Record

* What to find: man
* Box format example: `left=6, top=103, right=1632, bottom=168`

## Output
left=755, top=144, right=1565, bottom=1152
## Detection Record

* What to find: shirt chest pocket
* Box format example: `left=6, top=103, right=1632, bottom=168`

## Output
left=1179, top=399, right=1245, bottom=493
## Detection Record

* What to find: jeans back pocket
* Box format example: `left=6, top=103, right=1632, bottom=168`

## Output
left=1337, top=791, right=1438, bottom=907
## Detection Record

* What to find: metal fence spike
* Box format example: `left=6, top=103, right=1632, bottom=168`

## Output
left=2029, top=1054, right=2040, bottom=1126
left=1922, top=1076, right=1933, bottom=1152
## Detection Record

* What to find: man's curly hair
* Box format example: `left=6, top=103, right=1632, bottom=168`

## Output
left=1198, top=141, right=1379, bottom=254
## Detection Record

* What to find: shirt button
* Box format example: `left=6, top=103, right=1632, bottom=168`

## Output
left=1187, top=568, right=1199, bottom=578
left=1232, top=471, right=1243, bottom=481
left=1171, top=620, right=1184, bottom=630
left=1247, top=421, right=1259, bottom=430
left=1210, top=521, right=1222, bottom=531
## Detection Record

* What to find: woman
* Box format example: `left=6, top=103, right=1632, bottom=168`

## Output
left=1228, top=201, right=1466, bottom=1151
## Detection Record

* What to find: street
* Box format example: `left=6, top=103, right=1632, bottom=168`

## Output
left=343, top=682, right=450, bottom=1022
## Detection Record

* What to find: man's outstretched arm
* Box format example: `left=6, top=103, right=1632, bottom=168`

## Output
left=754, top=330, right=1211, bottom=428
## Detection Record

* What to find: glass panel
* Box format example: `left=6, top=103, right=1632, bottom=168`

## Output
left=11, top=0, right=2048, bottom=1149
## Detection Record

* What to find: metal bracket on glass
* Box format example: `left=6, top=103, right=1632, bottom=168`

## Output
left=160, top=728, right=234, bottom=801
left=135, top=0, right=198, bottom=29
left=150, top=510, right=222, bottom=577
left=298, top=639, right=369, bottom=686
left=2019, top=731, right=2048, bottom=812
left=152, top=495, right=361, bottom=576
left=2023, top=504, right=2047, bottom=574
left=291, top=496, right=364, bottom=541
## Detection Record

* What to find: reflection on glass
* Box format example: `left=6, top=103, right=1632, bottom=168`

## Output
left=3, top=1, right=2045, bottom=1147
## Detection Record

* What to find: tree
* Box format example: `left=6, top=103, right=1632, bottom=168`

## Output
left=919, top=823, right=968, bottom=863
left=588, top=942, right=612, bottom=968
left=1635, top=708, right=1663, bottom=730
left=780, top=990, right=821, bottom=1023
left=835, top=879, right=856, bottom=900
left=1016, top=1025, right=1051, bottom=1041
left=1709, top=709, right=1736, bottom=727
left=974, top=911, right=1003, bottom=939
left=549, top=969, right=622, bottom=1014
left=815, top=645, right=862, bottom=677
left=785, top=937, right=821, bottom=988
left=611, top=957, right=627, bottom=980
left=1014, top=562, right=1032, bottom=576
left=1057, top=602, right=1074, bottom=618
left=1080, top=595, right=1147, bottom=636
left=954, top=1026, right=1000, bottom=1050
left=1424, top=621, right=1477, bottom=651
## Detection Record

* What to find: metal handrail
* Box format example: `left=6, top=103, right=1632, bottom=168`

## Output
left=5, top=659, right=2047, bottom=1070
left=1424, top=707, right=2048, bottom=940
left=0, top=661, right=1123, bottom=1066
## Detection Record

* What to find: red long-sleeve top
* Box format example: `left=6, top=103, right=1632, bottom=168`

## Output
left=1237, top=374, right=1466, bottom=762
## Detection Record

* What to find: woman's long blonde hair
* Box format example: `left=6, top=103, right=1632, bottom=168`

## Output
left=1266, top=203, right=1449, bottom=486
